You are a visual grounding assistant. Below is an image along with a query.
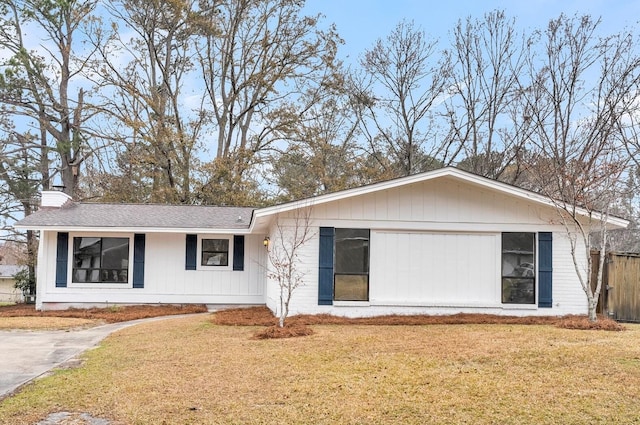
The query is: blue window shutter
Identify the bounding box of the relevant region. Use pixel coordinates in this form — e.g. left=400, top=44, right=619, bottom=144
left=233, top=235, right=245, bottom=271
left=538, top=232, right=553, bottom=308
left=55, top=232, right=69, bottom=287
left=133, top=234, right=145, bottom=288
left=185, top=234, right=197, bottom=270
left=318, top=227, right=334, bottom=305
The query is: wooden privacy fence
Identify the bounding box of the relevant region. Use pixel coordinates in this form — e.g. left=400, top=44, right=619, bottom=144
left=591, top=251, right=640, bottom=322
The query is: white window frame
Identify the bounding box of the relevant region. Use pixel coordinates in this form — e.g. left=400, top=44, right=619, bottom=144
left=197, top=235, right=234, bottom=271
left=67, top=232, right=134, bottom=288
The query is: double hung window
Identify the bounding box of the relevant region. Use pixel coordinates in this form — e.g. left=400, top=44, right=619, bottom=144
left=334, top=229, right=370, bottom=301
left=201, top=239, right=229, bottom=266
left=501, top=233, right=535, bottom=304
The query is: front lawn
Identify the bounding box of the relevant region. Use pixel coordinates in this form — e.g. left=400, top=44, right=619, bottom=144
left=1, top=314, right=639, bottom=424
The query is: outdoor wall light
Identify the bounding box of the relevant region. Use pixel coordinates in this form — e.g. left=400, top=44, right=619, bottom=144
left=263, top=236, right=270, bottom=247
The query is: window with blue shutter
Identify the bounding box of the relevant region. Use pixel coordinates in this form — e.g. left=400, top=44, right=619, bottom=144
left=318, top=227, right=335, bottom=305
left=133, top=234, right=145, bottom=288
left=233, top=235, right=245, bottom=271
left=501, top=233, right=536, bottom=304
left=334, top=229, right=370, bottom=301
left=185, top=234, right=197, bottom=270
left=538, top=232, right=553, bottom=308
left=55, top=232, right=69, bottom=287
left=71, top=237, right=130, bottom=283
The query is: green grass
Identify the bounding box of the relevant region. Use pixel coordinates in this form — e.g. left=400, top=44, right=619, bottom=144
left=2, top=315, right=640, bottom=424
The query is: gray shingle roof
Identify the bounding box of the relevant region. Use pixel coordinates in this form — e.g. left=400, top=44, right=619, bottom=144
left=16, top=202, right=254, bottom=230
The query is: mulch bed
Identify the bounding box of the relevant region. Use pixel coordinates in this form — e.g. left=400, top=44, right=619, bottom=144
left=0, top=303, right=208, bottom=323
left=0, top=304, right=624, bottom=338
left=212, top=306, right=625, bottom=331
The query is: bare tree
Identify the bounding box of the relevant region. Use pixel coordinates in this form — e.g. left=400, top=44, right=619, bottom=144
left=266, top=207, right=315, bottom=327
left=194, top=0, right=341, bottom=205
left=521, top=14, right=640, bottom=321
left=270, top=71, right=370, bottom=201
left=442, top=10, right=529, bottom=181
left=0, top=0, right=100, bottom=296
left=0, top=124, right=41, bottom=297
left=0, top=0, right=100, bottom=197
left=90, top=0, right=206, bottom=203
left=352, top=20, right=450, bottom=177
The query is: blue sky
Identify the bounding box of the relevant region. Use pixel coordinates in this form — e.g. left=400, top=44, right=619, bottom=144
left=303, top=0, right=640, bottom=63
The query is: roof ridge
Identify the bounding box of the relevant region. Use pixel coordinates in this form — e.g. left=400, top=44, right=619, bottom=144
left=76, top=202, right=256, bottom=209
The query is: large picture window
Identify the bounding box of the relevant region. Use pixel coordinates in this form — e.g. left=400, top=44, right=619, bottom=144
left=73, top=237, right=130, bottom=283
left=334, top=229, right=370, bottom=301
left=201, top=238, right=229, bottom=266
left=502, top=232, right=535, bottom=304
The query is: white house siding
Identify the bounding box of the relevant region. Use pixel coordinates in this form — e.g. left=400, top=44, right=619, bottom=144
left=0, top=279, right=21, bottom=303
left=264, top=216, right=319, bottom=317
left=549, top=231, right=590, bottom=315
left=36, top=231, right=267, bottom=310
left=0, top=265, right=24, bottom=303
left=369, top=231, right=500, bottom=307
left=35, top=231, right=56, bottom=310
left=265, top=177, right=590, bottom=317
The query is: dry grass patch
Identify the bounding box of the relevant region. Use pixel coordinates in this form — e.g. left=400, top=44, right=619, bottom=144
left=1, top=315, right=640, bottom=424
left=0, top=317, right=97, bottom=330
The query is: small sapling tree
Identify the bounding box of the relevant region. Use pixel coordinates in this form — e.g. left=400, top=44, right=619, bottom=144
left=266, top=207, right=314, bottom=328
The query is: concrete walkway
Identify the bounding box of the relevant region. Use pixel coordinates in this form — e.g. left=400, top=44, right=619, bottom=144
left=0, top=314, right=206, bottom=400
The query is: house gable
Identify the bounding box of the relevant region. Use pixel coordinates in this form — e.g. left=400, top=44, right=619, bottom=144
left=251, top=167, right=628, bottom=232
left=308, top=175, right=558, bottom=228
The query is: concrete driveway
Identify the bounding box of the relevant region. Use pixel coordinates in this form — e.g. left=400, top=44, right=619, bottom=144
left=0, top=314, right=205, bottom=399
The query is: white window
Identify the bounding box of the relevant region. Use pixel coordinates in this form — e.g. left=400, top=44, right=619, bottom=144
left=201, top=238, right=229, bottom=266
left=197, top=235, right=234, bottom=270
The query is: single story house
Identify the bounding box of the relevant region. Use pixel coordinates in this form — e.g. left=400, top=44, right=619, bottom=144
left=14, top=167, right=628, bottom=317
left=0, top=265, right=25, bottom=303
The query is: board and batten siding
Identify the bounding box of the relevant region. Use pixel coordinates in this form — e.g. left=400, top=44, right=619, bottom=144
left=264, top=217, right=320, bottom=317
left=36, top=231, right=266, bottom=309
left=370, top=231, right=500, bottom=306
left=265, top=177, right=590, bottom=317
left=311, top=177, right=557, bottom=228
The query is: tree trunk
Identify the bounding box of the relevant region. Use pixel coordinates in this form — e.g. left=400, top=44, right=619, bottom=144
left=588, top=298, right=598, bottom=322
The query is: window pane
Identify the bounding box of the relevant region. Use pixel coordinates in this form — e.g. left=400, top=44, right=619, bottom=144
left=502, top=278, right=535, bottom=304
left=72, top=237, right=129, bottom=284
left=335, top=229, right=369, bottom=274
left=502, top=232, right=535, bottom=304
left=101, top=238, right=129, bottom=269
left=74, top=237, right=101, bottom=266
left=502, top=233, right=534, bottom=251
left=201, top=238, right=229, bottom=266
left=202, top=239, right=228, bottom=252
left=73, top=237, right=101, bottom=283
left=334, top=274, right=369, bottom=301
left=202, top=252, right=228, bottom=266
left=101, top=238, right=129, bottom=282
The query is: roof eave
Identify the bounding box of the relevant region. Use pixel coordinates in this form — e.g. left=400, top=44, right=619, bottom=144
left=12, top=224, right=252, bottom=234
